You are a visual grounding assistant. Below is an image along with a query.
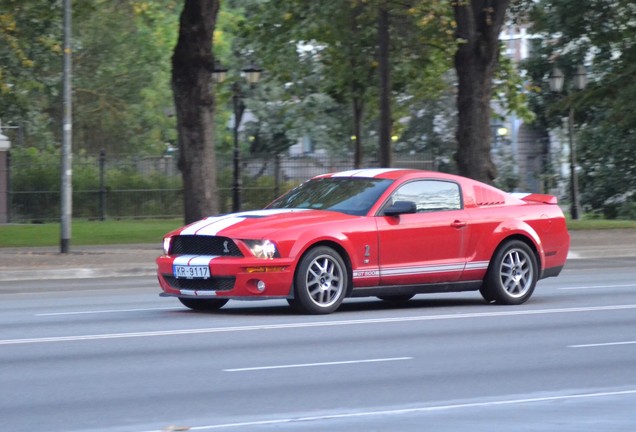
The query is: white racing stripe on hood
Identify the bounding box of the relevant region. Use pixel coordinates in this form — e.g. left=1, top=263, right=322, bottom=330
left=173, top=255, right=217, bottom=266
left=182, top=209, right=310, bottom=236
left=192, top=216, right=247, bottom=236
left=332, top=168, right=403, bottom=178
left=179, top=217, right=225, bottom=235
left=511, top=192, right=531, bottom=199
left=235, top=208, right=309, bottom=217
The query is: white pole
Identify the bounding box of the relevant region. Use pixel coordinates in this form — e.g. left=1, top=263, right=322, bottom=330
left=61, top=0, right=72, bottom=253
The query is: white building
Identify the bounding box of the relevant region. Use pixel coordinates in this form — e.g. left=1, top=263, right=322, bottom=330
left=498, top=24, right=568, bottom=195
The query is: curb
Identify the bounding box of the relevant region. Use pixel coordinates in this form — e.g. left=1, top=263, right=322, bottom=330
left=1, top=249, right=634, bottom=283
left=0, top=266, right=156, bottom=282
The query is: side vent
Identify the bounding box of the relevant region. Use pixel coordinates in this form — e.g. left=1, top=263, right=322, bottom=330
left=474, top=186, right=506, bottom=206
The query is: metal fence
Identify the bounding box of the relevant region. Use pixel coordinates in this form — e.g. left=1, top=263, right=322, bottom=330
left=6, top=151, right=434, bottom=223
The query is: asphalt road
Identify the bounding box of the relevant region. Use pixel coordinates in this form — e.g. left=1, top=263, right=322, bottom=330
left=1, top=257, right=636, bottom=432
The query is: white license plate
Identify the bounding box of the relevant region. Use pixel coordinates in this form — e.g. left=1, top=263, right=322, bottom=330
left=173, top=265, right=210, bottom=279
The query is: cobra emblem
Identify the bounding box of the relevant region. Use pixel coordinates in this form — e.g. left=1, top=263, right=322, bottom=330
left=223, top=240, right=230, bottom=254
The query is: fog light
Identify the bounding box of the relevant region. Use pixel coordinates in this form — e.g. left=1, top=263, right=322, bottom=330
left=256, top=280, right=266, bottom=292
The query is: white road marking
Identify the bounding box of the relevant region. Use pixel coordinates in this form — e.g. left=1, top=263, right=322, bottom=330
left=140, top=389, right=636, bottom=431
left=29, top=283, right=636, bottom=317
left=570, top=340, right=636, bottom=348
left=559, top=283, right=636, bottom=290
left=224, top=357, right=412, bottom=372
left=3, top=303, right=636, bottom=346
left=35, top=307, right=178, bottom=317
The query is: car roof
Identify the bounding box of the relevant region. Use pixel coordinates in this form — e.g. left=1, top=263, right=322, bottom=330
left=313, top=168, right=459, bottom=182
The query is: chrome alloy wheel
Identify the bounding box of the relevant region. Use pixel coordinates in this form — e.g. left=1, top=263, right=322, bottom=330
left=292, top=246, right=349, bottom=314
left=499, top=248, right=534, bottom=298
left=304, top=254, right=345, bottom=308
left=481, top=239, right=538, bottom=305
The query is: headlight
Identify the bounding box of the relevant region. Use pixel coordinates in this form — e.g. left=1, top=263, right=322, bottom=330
left=163, top=237, right=172, bottom=255
left=245, top=240, right=279, bottom=259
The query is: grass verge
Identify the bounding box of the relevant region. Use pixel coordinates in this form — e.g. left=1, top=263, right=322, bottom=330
left=1, top=217, right=635, bottom=248
left=567, top=219, right=636, bottom=230
left=0, top=219, right=183, bottom=248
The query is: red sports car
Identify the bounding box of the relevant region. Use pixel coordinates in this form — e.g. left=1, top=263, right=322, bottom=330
left=156, top=168, right=569, bottom=314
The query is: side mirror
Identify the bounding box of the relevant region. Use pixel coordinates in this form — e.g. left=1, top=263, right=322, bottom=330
left=383, top=200, right=417, bottom=216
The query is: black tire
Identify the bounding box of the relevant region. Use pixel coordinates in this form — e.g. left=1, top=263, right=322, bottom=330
left=480, top=240, right=538, bottom=305
left=377, top=294, right=415, bottom=302
left=179, top=297, right=229, bottom=311
left=292, top=246, right=348, bottom=314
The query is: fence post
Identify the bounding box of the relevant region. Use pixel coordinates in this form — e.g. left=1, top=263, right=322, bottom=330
left=99, top=149, right=106, bottom=221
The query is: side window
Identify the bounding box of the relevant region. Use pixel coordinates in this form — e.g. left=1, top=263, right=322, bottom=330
left=390, top=180, right=462, bottom=212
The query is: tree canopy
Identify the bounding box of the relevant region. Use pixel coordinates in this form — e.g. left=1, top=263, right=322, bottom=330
left=3, top=0, right=633, bottom=219
left=523, top=0, right=636, bottom=217
left=1, top=0, right=178, bottom=155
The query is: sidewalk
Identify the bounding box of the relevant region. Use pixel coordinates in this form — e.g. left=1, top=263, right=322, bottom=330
left=0, top=243, right=161, bottom=281
left=0, top=230, right=634, bottom=282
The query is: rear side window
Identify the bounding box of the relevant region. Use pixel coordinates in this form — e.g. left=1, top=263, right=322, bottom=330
left=390, top=180, right=462, bottom=212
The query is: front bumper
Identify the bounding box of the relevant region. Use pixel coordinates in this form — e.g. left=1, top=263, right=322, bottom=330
left=156, top=255, right=295, bottom=299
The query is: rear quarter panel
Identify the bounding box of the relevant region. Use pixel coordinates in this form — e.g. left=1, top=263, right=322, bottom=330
left=463, top=203, right=569, bottom=279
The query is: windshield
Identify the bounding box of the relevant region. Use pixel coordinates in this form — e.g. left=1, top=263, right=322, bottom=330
left=267, top=177, right=393, bottom=216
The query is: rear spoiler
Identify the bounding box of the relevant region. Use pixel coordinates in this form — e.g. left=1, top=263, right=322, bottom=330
left=511, top=193, right=558, bottom=205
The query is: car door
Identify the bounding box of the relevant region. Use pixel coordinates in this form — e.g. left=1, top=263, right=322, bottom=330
left=376, top=180, right=469, bottom=286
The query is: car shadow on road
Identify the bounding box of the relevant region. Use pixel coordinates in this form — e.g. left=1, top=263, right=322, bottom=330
left=167, top=294, right=493, bottom=317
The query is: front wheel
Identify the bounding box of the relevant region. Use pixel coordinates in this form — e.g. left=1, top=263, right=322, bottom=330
left=480, top=240, right=538, bottom=305
left=179, top=297, right=229, bottom=311
left=292, top=246, right=348, bottom=314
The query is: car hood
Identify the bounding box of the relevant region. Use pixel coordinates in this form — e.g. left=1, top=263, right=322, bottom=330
left=170, top=209, right=359, bottom=239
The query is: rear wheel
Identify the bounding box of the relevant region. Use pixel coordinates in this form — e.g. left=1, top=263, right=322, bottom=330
left=480, top=240, right=537, bottom=305
left=179, top=297, right=229, bottom=311
left=292, top=246, right=348, bottom=314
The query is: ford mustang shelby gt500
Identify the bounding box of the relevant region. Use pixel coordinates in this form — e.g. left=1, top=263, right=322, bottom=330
left=157, top=168, right=569, bottom=314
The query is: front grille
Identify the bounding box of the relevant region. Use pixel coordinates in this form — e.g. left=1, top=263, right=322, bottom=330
left=170, top=235, right=243, bottom=257
left=164, top=275, right=236, bottom=291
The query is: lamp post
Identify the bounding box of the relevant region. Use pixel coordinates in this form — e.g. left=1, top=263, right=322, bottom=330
left=214, top=65, right=262, bottom=213
left=0, top=123, right=11, bottom=224
left=61, top=0, right=73, bottom=252
left=549, top=65, right=587, bottom=220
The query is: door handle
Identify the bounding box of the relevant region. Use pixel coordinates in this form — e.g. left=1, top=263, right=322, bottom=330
left=451, top=220, right=467, bottom=228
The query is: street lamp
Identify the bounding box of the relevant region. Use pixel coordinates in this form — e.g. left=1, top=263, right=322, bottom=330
left=549, top=65, right=587, bottom=220
left=214, top=64, right=262, bottom=213
left=0, top=123, right=11, bottom=224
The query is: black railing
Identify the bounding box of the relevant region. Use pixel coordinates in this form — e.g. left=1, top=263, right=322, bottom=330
left=7, top=151, right=434, bottom=222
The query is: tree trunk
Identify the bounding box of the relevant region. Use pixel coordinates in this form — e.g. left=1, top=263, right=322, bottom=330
left=378, top=5, right=392, bottom=167
left=453, top=0, right=509, bottom=184
left=171, top=0, right=220, bottom=224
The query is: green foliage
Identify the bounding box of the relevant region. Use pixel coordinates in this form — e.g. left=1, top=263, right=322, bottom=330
left=215, top=158, right=300, bottom=213
left=242, top=174, right=298, bottom=211
left=578, top=124, right=636, bottom=219
left=235, top=0, right=457, bottom=161
left=0, top=219, right=182, bottom=247
left=0, top=0, right=179, bottom=155
left=393, top=73, right=458, bottom=168
left=524, top=0, right=636, bottom=215
left=494, top=53, right=536, bottom=124
left=9, top=147, right=182, bottom=221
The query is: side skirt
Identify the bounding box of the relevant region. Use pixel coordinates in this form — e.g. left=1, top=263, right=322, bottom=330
left=541, top=265, right=564, bottom=280
left=349, top=280, right=483, bottom=298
